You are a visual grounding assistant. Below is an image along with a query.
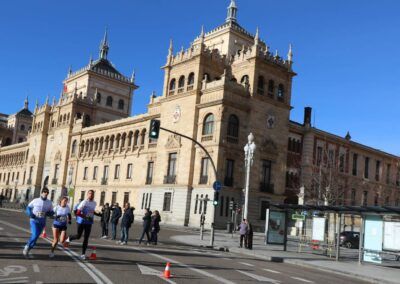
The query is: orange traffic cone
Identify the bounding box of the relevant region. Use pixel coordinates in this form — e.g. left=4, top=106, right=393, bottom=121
left=41, top=228, right=47, bottom=238
left=163, top=262, right=171, bottom=279
left=89, top=246, right=97, bottom=260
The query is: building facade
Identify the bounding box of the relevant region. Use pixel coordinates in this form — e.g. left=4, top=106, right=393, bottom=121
left=0, top=1, right=399, bottom=230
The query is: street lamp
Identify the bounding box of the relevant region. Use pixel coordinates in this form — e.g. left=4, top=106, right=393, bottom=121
left=243, top=133, right=256, bottom=220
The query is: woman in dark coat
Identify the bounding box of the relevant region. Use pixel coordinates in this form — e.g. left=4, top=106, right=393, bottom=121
left=150, top=210, right=161, bottom=245
left=138, top=208, right=152, bottom=244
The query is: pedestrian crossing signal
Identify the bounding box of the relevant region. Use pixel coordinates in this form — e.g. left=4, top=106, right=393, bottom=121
left=149, top=119, right=160, bottom=139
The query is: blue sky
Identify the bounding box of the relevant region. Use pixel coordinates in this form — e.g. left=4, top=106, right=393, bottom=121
left=1, top=0, right=399, bottom=155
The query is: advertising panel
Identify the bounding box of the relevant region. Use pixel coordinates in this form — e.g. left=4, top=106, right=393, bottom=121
left=383, top=221, right=400, bottom=251
left=265, top=210, right=286, bottom=245
left=363, top=215, right=383, bottom=264
left=312, top=217, right=326, bottom=241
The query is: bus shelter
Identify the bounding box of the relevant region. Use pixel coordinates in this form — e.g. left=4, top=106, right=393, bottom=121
left=266, top=204, right=400, bottom=264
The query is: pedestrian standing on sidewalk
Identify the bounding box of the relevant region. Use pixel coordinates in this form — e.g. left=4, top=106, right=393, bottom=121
left=119, top=203, right=134, bottom=245
left=65, top=190, right=97, bottom=260
left=98, top=203, right=111, bottom=238
left=245, top=219, right=253, bottom=250
left=238, top=219, right=248, bottom=248
left=23, top=187, right=54, bottom=257
left=150, top=210, right=161, bottom=245
left=0, top=193, right=4, bottom=208
left=49, top=196, right=71, bottom=258
left=110, top=203, right=122, bottom=240
left=138, top=208, right=151, bottom=244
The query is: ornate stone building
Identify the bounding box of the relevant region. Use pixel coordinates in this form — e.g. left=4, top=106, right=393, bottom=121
left=0, top=1, right=399, bottom=229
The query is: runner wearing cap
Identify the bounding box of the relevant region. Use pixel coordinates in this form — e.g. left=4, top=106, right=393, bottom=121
left=23, top=187, right=54, bottom=257
left=65, top=190, right=97, bottom=260
left=49, top=196, right=71, bottom=258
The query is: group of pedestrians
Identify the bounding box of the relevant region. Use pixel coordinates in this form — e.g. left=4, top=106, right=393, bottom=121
left=23, top=187, right=163, bottom=260
left=238, top=219, right=253, bottom=250
left=97, top=205, right=161, bottom=246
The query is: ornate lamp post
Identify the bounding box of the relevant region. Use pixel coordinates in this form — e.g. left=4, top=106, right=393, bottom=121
left=243, top=133, right=256, bottom=220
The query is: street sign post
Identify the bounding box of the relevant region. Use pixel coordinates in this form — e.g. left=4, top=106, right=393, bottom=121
left=292, top=214, right=305, bottom=221
left=213, top=181, right=222, bottom=191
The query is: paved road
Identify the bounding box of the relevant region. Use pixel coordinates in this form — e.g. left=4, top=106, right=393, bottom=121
left=0, top=209, right=368, bottom=284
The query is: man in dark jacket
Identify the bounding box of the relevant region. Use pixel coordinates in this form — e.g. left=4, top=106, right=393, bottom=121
left=110, top=203, right=122, bottom=240
left=138, top=208, right=151, bottom=245
left=100, top=203, right=111, bottom=238
left=119, top=204, right=134, bottom=245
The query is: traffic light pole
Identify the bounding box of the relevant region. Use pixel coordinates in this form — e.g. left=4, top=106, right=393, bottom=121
left=159, top=126, right=218, bottom=247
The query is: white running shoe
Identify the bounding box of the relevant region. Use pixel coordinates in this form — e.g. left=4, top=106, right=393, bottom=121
left=116, top=241, right=121, bottom=244
left=49, top=253, right=55, bottom=258
left=101, top=236, right=107, bottom=239
left=122, top=242, right=127, bottom=245
left=80, top=254, right=86, bottom=260
left=65, top=237, right=70, bottom=243
left=22, top=246, right=29, bottom=256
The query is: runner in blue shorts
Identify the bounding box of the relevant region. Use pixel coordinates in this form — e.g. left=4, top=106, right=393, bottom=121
left=49, top=196, right=71, bottom=258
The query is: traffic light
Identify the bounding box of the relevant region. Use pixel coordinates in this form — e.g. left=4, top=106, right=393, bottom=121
left=229, top=200, right=234, bottom=210
left=149, top=119, right=160, bottom=139
left=213, top=191, right=219, bottom=206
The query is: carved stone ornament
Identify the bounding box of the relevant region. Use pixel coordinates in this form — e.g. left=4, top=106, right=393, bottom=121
left=173, top=105, right=181, bottom=123
left=260, top=138, right=278, bottom=154
left=29, top=155, right=36, bottom=164
left=267, top=114, right=276, bottom=129
left=165, top=134, right=182, bottom=149
left=54, top=150, right=62, bottom=161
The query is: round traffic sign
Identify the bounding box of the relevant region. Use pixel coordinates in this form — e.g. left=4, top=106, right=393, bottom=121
left=213, top=181, right=222, bottom=191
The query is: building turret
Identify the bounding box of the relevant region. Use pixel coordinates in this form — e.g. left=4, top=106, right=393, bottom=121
left=99, top=28, right=109, bottom=60
left=226, top=0, right=238, bottom=23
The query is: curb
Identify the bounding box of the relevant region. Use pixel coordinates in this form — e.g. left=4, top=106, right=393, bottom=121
left=226, top=245, right=397, bottom=284
left=283, top=259, right=396, bottom=284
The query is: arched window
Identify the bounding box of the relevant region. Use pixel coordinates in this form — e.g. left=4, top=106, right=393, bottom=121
left=278, top=84, right=285, bottom=101
left=84, top=115, right=90, bottom=127
left=109, top=136, right=115, bottom=150
left=203, top=73, right=211, bottom=82
left=20, top=124, right=25, bottom=131
left=240, top=75, right=249, bottom=85
left=257, top=76, right=264, bottom=94
left=202, top=113, right=214, bottom=135
left=187, top=72, right=195, bottom=86
left=71, top=140, right=77, bottom=155
left=178, top=75, right=185, bottom=89
left=76, top=112, right=82, bottom=119
left=227, top=115, right=239, bottom=138
left=140, top=129, right=146, bottom=145
left=268, top=80, right=275, bottom=97
left=118, top=99, right=124, bottom=110
left=128, top=131, right=133, bottom=147
left=96, top=92, right=101, bottom=103
left=169, top=79, right=176, bottom=92
left=133, top=130, right=139, bottom=146
left=106, top=96, right=113, bottom=107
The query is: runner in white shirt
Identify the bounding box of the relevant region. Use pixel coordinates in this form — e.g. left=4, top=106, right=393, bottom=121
left=23, top=188, right=54, bottom=257
left=66, top=190, right=97, bottom=260
left=49, top=196, right=71, bottom=258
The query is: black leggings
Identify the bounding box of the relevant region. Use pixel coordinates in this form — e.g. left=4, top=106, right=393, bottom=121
left=69, top=223, right=92, bottom=254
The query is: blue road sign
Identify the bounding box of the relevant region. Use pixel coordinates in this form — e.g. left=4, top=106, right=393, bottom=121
left=213, top=181, right=222, bottom=191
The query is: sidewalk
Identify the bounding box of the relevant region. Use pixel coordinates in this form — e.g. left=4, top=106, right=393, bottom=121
left=170, top=230, right=400, bottom=284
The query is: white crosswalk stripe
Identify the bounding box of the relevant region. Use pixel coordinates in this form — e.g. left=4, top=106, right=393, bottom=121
left=236, top=270, right=280, bottom=283
left=263, top=269, right=281, bottom=274
left=290, top=276, right=314, bottom=283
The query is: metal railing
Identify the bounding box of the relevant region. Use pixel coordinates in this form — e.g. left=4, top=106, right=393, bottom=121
left=163, top=175, right=176, bottom=184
